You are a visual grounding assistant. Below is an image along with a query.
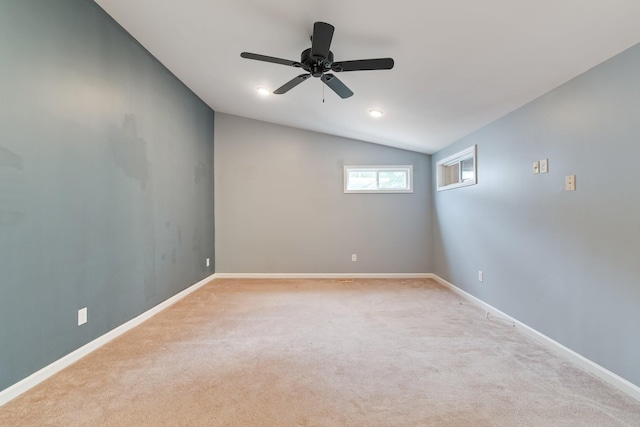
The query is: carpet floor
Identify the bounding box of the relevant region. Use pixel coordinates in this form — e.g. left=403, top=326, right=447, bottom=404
left=1, top=278, right=639, bottom=426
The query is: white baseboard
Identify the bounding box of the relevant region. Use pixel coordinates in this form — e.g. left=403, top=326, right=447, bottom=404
left=214, top=273, right=432, bottom=279
left=427, top=274, right=640, bottom=403
left=0, top=273, right=216, bottom=407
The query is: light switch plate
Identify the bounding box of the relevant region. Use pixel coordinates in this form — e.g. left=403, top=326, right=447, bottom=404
left=540, top=159, right=549, bottom=173
left=533, top=161, right=540, bottom=174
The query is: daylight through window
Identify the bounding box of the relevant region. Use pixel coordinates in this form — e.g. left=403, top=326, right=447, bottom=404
left=344, top=166, right=413, bottom=193
left=436, top=145, right=477, bottom=191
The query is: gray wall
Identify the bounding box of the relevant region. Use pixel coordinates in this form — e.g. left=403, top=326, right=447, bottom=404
left=0, top=0, right=214, bottom=391
left=215, top=113, right=431, bottom=274
left=432, top=43, right=640, bottom=387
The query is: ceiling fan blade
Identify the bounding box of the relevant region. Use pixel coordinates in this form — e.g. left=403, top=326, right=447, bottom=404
left=321, top=74, right=353, bottom=99
left=310, top=22, right=334, bottom=60
left=331, top=58, right=395, bottom=72
left=273, top=74, right=312, bottom=94
left=241, top=52, right=300, bottom=67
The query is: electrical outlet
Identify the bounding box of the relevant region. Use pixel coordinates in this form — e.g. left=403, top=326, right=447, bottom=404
left=351, top=254, right=357, bottom=262
left=533, top=161, right=540, bottom=174
left=78, top=307, right=88, bottom=326
left=540, top=158, right=549, bottom=174
left=478, top=271, right=483, bottom=282
left=206, top=258, right=210, bottom=267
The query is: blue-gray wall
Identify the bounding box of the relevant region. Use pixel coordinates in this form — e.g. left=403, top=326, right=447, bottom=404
left=214, top=113, right=432, bottom=274
left=0, top=0, right=215, bottom=391
left=432, top=43, right=640, bottom=387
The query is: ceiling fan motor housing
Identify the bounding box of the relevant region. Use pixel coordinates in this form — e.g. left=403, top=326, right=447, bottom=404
left=300, top=48, right=334, bottom=77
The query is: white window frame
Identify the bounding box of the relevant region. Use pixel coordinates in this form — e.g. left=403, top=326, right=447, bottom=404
left=343, top=165, right=413, bottom=194
left=436, top=145, right=477, bottom=191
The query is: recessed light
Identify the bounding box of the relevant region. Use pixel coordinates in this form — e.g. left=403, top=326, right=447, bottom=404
left=369, top=109, right=383, bottom=118
left=256, top=87, right=270, bottom=96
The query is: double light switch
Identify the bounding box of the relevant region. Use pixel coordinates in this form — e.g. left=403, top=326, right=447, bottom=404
left=533, top=159, right=548, bottom=174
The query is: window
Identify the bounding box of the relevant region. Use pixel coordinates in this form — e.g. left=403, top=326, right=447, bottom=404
left=436, top=145, right=477, bottom=191
left=344, top=165, right=413, bottom=193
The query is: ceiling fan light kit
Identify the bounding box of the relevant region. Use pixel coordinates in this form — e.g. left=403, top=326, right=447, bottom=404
left=241, top=22, right=394, bottom=99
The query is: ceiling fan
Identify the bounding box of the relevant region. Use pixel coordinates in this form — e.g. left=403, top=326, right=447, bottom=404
left=241, top=22, right=394, bottom=99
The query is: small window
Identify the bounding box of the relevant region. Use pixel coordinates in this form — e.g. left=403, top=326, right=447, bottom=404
left=344, top=165, right=413, bottom=193
left=437, top=145, right=477, bottom=191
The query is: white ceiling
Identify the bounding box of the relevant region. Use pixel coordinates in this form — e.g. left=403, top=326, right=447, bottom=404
left=94, top=0, right=640, bottom=154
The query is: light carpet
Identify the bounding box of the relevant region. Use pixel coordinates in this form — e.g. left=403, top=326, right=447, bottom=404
left=1, top=278, right=640, bottom=426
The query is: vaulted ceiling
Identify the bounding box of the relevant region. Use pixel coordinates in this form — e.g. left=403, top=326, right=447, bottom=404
left=95, top=0, right=640, bottom=154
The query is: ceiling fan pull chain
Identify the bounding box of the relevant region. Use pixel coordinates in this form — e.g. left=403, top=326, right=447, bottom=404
left=323, top=82, right=325, bottom=103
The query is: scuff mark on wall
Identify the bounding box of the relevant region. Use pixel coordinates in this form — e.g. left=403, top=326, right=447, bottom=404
left=108, top=114, right=150, bottom=190
left=194, top=160, right=208, bottom=185
left=0, top=147, right=24, bottom=170
left=0, top=146, right=26, bottom=226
